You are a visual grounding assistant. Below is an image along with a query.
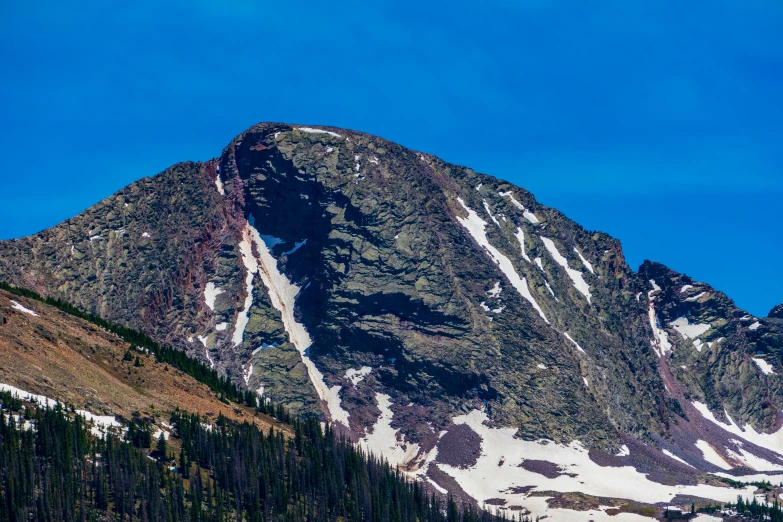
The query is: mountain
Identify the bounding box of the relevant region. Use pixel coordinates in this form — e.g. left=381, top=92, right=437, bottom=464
left=1, top=122, right=782, bottom=520
left=771, top=304, right=783, bottom=319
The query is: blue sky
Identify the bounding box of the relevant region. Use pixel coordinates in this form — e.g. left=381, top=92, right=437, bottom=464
left=1, top=1, right=781, bottom=315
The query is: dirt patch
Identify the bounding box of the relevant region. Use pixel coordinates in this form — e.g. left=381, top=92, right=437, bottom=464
left=519, top=459, right=572, bottom=479
left=437, top=423, right=482, bottom=468
left=501, top=485, right=536, bottom=495
left=0, top=291, right=287, bottom=435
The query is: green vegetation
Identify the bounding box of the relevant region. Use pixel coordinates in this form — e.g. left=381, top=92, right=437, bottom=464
left=0, top=397, right=506, bottom=522
left=728, top=494, right=783, bottom=521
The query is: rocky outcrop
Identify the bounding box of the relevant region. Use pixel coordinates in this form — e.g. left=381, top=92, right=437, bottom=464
left=770, top=304, right=783, bottom=319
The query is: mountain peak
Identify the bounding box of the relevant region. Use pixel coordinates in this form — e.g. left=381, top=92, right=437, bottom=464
left=2, top=123, right=783, bottom=519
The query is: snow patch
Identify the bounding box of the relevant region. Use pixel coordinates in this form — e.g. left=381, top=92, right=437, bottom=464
left=544, top=280, right=558, bottom=301
left=0, top=383, right=122, bottom=438
left=243, top=364, right=253, bottom=386
left=670, top=317, right=711, bottom=339
left=695, top=440, right=733, bottom=470
left=753, top=358, right=775, bottom=375
left=142, top=232, right=151, bottom=238
left=685, top=292, right=706, bottom=302
left=487, top=282, right=502, bottom=298
left=436, top=409, right=754, bottom=515
left=537, top=363, right=547, bottom=369
left=233, top=227, right=258, bottom=347
left=647, top=301, right=673, bottom=357
left=583, top=377, right=589, bottom=387
left=616, top=445, right=630, bottom=457
left=345, top=366, right=372, bottom=386
left=297, top=127, right=342, bottom=138
left=541, top=237, right=591, bottom=303
left=692, top=401, right=783, bottom=460
left=523, top=209, right=540, bottom=224
left=359, top=393, right=421, bottom=468
left=497, top=191, right=538, bottom=223
left=215, top=174, right=225, bottom=195
left=455, top=198, right=548, bottom=323
left=680, top=285, right=693, bottom=293
left=498, top=191, right=524, bottom=210
left=203, top=282, right=224, bottom=311
left=10, top=300, right=38, bottom=317
left=564, top=332, right=585, bottom=353
left=749, top=321, right=762, bottom=331
left=215, top=322, right=228, bottom=331
left=573, top=248, right=594, bottom=274
left=482, top=200, right=501, bottom=227
left=514, top=227, right=531, bottom=262
left=534, top=257, right=544, bottom=271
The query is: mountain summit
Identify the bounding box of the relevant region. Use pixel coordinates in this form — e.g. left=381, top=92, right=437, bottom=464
left=2, top=123, right=781, bottom=518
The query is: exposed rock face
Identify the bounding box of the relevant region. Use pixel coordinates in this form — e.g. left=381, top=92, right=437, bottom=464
left=771, top=304, right=783, bottom=319
left=1, top=122, right=782, bottom=517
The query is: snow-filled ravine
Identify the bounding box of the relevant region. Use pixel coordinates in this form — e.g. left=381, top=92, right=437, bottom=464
left=240, top=219, right=350, bottom=427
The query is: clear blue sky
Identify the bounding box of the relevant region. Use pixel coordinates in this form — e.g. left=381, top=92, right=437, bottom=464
left=1, top=1, right=781, bottom=316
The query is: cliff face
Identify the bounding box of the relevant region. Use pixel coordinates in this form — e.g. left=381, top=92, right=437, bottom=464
left=2, top=122, right=782, bottom=517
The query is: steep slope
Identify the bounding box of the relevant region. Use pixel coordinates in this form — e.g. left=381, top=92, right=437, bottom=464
left=1, top=122, right=781, bottom=519
left=0, top=288, right=280, bottom=431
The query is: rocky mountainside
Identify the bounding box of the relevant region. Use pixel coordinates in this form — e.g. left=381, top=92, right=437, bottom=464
left=1, top=122, right=781, bottom=519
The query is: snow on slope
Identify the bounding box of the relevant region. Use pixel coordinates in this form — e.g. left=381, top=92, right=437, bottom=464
left=0, top=383, right=122, bottom=438
left=573, top=248, right=594, bottom=274
left=514, top=227, right=531, bottom=262
left=359, top=393, right=422, bottom=469
left=296, top=127, right=342, bottom=138
left=692, top=401, right=783, bottom=460
left=436, top=410, right=754, bottom=517
left=646, top=281, right=672, bottom=357
left=345, top=366, right=372, bottom=386
left=753, top=358, right=775, bottom=375
left=670, top=317, right=711, bottom=340
left=695, top=440, right=732, bottom=470
left=233, top=228, right=258, bottom=347
left=10, top=300, right=39, bottom=317
left=455, top=198, right=548, bottom=323
left=204, top=282, right=224, bottom=311
left=244, top=220, right=351, bottom=427
left=540, top=237, right=591, bottom=303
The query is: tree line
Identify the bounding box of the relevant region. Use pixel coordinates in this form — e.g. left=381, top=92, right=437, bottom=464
left=0, top=393, right=508, bottom=522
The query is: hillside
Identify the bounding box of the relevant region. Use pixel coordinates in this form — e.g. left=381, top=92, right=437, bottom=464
left=0, top=288, right=281, bottom=431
